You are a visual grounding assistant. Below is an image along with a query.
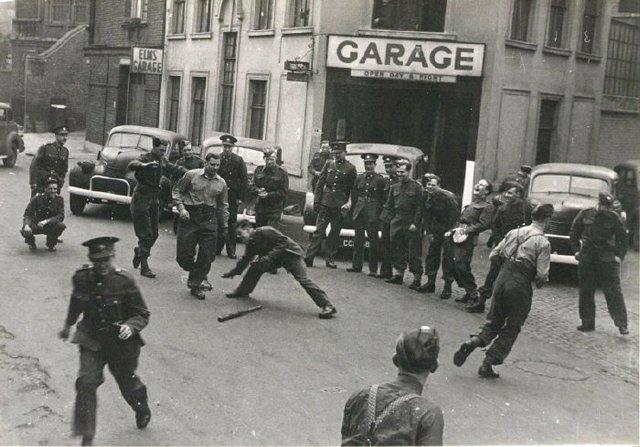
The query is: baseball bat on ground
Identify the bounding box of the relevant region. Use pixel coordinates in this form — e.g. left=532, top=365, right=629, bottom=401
left=217, top=305, right=263, bottom=322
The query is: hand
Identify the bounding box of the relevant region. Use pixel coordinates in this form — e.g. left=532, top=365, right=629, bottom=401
left=614, top=256, right=621, bottom=264
left=23, top=225, right=32, bottom=234
left=221, top=271, right=235, bottom=278
left=179, top=209, right=190, bottom=221
left=341, top=203, right=351, bottom=212
left=574, top=252, right=581, bottom=261
left=258, top=190, right=268, bottom=198
left=118, top=324, right=133, bottom=340
left=37, top=219, right=48, bottom=228
left=534, top=278, right=545, bottom=289
left=444, top=231, right=451, bottom=238
left=409, top=224, right=417, bottom=232
left=58, top=326, right=70, bottom=341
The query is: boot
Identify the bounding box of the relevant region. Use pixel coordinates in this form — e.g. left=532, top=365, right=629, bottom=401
left=325, top=260, right=337, bottom=269
left=456, top=289, right=478, bottom=303
left=577, top=322, right=595, bottom=332
left=619, top=326, right=629, bottom=335
left=140, top=259, right=156, bottom=278
left=440, top=281, right=452, bottom=299
left=304, top=257, right=313, bottom=267
left=318, top=304, right=337, bottom=319
left=190, top=288, right=205, bottom=300
left=134, top=387, right=151, bottom=429
left=385, top=275, right=403, bottom=285
left=417, top=276, right=436, bottom=293
left=408, top=275, right=422, bottom=290
left=478, top=361, right=500, bottom=378
left=453, top=337, right=481, bottom=366
left=132, top=247, right=141, bottom=269
left=465, top=301, right=485, bottom=313
left=81, top=435, right=94, bottom=446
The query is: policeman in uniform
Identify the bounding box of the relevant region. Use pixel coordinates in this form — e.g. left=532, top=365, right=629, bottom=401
left=377, top=155, right=400, bottom=279
left=453, top=204, right=552, bottom=378
left=381, top=159, right=423, bottom=289
left=29, top=125, right=69, bottom=196
left=347, top=153, right=386, bottom=276
left=20, top=177, right=66, bottom=251
left=418, top=174, right=460, bottom=294
left=570, top=192, right=629, bottom=335
left=58, top=237, right=151, bottom=446
left=128, top=137, right=181, bottom=278
left=250, top=146, right=289, bottom=227
left=304, top=142, right=357, bottom=269
left=307, top=140, right=331, bottom=191
left=440, top=179, right=494, bottom=301
left=341, top=327, right=444, bottom=445
left=217, top=134, right=248, bottom=259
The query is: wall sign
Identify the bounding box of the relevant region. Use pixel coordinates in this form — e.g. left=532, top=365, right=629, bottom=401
left=131, top=47, right=163, bottom=75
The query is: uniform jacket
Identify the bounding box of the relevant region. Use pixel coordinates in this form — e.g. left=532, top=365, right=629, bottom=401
left=381, top=177, right=423, bottom=237
left=341, top=373, right=444, bottom=446
left=64, top=266, right=150, bottom=359
left=250, top=164, right=289, bottom=214
left=456, top=199, right=494, bottom=244
left=570, top=207, right=628, bottom=262
left=491, top=198, right=533, bottom=242
left=219, top=151, right=248, bottom=197
left=351, top=172, right=386, bottom=223
left=128, top=153, right=180, bottom=194
left=229, top=226, right=304, bottom=275
left=174, top=155, right=205, bottom=181
left=314, top=159, right=357, bottom=209
left=422, top=188, right=459, bottom=236
left=30, top=142, right=69, bottom=185
left=23, top=194, right=64, bottom=227
left=308, top=151, right=331, bottom=176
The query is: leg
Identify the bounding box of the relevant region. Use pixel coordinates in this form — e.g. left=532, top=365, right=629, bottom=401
left=350, top=220, right=365, bottom=271
left=378, top=223, right=392, bottom=278
left=234, top=263, right=266, bottom=296
left=600, top=261, right=628, bottom=330
left=255, top=213, right=267, bottom=228
left=226, top=193, right=239, bottom=256
left=453, top=243, right=478, bottom=302
left=391, top=229, right=409, bottom=276
left=325, top=208, right=344, bottom=262
left=407, top=231, right=423, bottom=276
left=175, top=220, right=200, bottom=278
left=424, top=232, right=445, bottom=278
left=305, top=207, right=331, bottom=261
left=73, top=348, right=107, bottom=438
left=477, top=257, right=503, bottom=304
left=577, top=259, right=597, bottom=329
left=107, top=356, right=150, bottom=428
left=20, top=228, right=36, bottom=247
left=285, top=256, right=331, bottom=308
left=43, top=222, right=66, bottom=248
left=130, top=193, right=154, bottom=259
left=366, top=221, right=380, bottom=274
left=476, top=274, right=510, bottom=348
left=190, top=226, right=217, bottom=284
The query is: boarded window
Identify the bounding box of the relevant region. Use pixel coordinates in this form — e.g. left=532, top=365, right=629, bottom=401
left=372, top=0, right=446, bottom=32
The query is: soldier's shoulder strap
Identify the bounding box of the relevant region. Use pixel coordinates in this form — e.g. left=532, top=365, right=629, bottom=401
left=73, top=264, right=93, bottom=282
left=113, top=267, right=134, bottom=279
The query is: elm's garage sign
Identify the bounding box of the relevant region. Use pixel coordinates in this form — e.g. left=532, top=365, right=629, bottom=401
left=326, top=36, right=484, bottom=80
left=131, top=47, right=163, bottom=75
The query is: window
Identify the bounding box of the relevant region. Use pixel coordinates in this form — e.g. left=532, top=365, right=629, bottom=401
left=604, top=19, right=639, bottom=98
left=190, top=77, right=206, bottom=146
left=195, top=0, right=211, bottom=33
left=218, top=32, right=237, bottom=132
left=130, top=0, right=148, bottom=19
left=510, top=0, right=533, bottom=41
left=581, top=0, right=599, bottom=54
left=172, top=0, right=186, bottom=34
left=288, top=0, right=311, bottom=27
left=531, top=174, right=607, bottom=198
left=74, top=0, right=88, bottom=23
left=371, top=0, right=446, bottom=32
left=166, top=76, right=181, bottom=132
left=619, top=0, right=640, bottom=13
left=253, top=0, right=274, bottom=30
left=51, top=0, right=70, bottom=23
left=546, top=0, right=566, bottom=47
left=247, top=80, right=268, bottom=139
left=535, top=99, right=559, bottom=164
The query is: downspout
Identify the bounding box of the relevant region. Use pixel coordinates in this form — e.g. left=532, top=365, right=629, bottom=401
left=229, top=0, right=242, bottom=133
left=156, top=0, right=167, bottom=127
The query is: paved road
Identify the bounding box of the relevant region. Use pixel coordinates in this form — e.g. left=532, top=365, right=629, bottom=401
left=0, top=133, right=637, bottom=445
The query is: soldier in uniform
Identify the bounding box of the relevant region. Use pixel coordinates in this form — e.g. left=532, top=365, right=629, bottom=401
left=381, top=159, right=423, bottom=289
left=418, top=174, right=460, bottom=294
left=222, top=221, right=338, bottom=319
left=250, top=147, right=289, bottom=227
left=304, top=142, right=357, bottom=269
left=173, top=153, right=229, bottom=300
left=217, top=134, right=248, bottom=259
left=440, top=179, right=494, bottom=301
left=307, top=140, right=331, bottom=191
left=377, top=155, right=400, bottom=279
left=29, top=125, right=70, bottom=196
left=341, top=327, right=443, bottom=445
left=453, top=204, right=552, bottom=378
left=570, top=192, right=629, bottom=335
left=347, top=154, right=386, bottom=276
left=58, top=237, right=151, bottom=446
left=175, top=141, right=205, bottom=172
left=20, top=177, right=66, bottom=251
left=516, top=165, right=532, bottom=196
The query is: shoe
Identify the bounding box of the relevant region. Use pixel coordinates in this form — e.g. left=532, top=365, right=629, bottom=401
left=269, top=269, right=278, bottom=275
left=408, top=279, right=421, bottom=290
left=455, top=291, right=475, bottom=303
left=453, top=341, right=477, bottom=366
left=57, top=238, right=64, bottom=244
left=47, top=245, right=57, bottom=252
left=478, top=363, right=500, bottom=378
left=318, top=305, right=337, bottom=319
left=227, top=253, right=237, bottom=260
left=304, top=257, right=313, bottom=267
left=440, top=283, right=452, bottom=300
left=346, top=267, right=361, bottom=273
left=81, top=435, right=94, bottom=446
left=190, top=288, right=206, bottom=300
left=26, top=241, right=36, bottom=250
left=226, top=291, right=249, bottom=299
left=132, top=247, right=141, bottom=269
left=417, top=281, right=436, bottom=293
left=619, top=326, right=629, bottom=335
left=201, top=279, right=213, bottom=291
left=577, top=323, right=595, bottom=332
left=367, top=272, right=378, bottom=277
left=325, top=261, right=337, bottom=269
left=465, top=302, right=485, bottom=313
left=135, top=408, right=151, bottom=429
left=140, top=267, right=156, bottom=278
left=385, top=275, right=403, bottom=285
left=376, top=272, right=392, bottom=279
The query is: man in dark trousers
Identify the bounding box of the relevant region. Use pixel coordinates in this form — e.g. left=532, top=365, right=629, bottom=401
left=418, top=174, right=460, bottom=294
left=453, top=204, right=552, bottom=378
left=466, top=182, right=532, bottom=313
left=347, top=153, right=386, bottom=276
left=222, top=221, right=337, bottom=319
left=58, top=237, right=151, bottom=446
left=440, top=179, right=494, bottom=301
left=377, top=155, right=399, bottom=279
left=341, top=327, right=443, bottom=445
left=307, top=140, right=331, bottom=191
left=128, top=137, right=181, bottom=278
left=217, top=134, right=248, bottom=259
left=570, top=192, right=629, bottom=335
left=304, top=142, right=357, bottom=269
left=250, top=147, right=289, bottom=227
left=20, top=177, right=66, bottom=251
left=381, top=159, right=423, bottom=289
left=29, top=125, right=69, bottom=196
left=173, top=153, right=229, bottom=300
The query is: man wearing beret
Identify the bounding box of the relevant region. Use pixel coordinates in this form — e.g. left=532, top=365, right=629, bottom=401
left=377, top=155, right=400, bottom=279
left=20, top=177, right=66, bottom=251
left=58, top=237, right=151, bottom=446
left=341, top=327, right=444, bottom=445
left=29, top=126, right=69, bottom=196
left=570, top=192, right=629, bottom=335
left=250, top=147, right=289, bottom=227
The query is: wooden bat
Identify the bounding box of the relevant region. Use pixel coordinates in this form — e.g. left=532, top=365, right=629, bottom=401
left=217, top=305, right=263, bottom=322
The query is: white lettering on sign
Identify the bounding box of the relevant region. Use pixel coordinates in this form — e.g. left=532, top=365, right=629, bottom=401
left=351, top=69, right=456, bottom=83
left=326, top=36, right=484, bottom=77
left=131, top=47, right=163, bottom=75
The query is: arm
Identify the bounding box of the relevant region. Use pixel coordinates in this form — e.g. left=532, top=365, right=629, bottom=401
left=172, top=171, right=193, bottom=211
left=127, top=158, right=146, bottom=171
left=238, top=159, right=249, bottom=200
left=266, top=168, right=289, bottom=201
left=416, top=407, right=445, bottom=446
left=228, top=241, right=256, bottom=276
left=23, top=197, right=35, bottom=227
left=465, top=204, right=494, bottom=235
left=490, top=234, right=508, bottom=260
left=123, top=283, right=150, bottom=332
left=569, top=211, right=584, bottom=254
left=380, top=186, right=395, bottom=223
left=613, top=216, right=629, bottom=261
left=217, top=183, right=229, bottom=229
left=313, top=162, right=329, bottom=206
left=412, top=186, right=424, bottom=227
left=535, top=239, right=551, bottom=284
left=247, top=167, right=260, bottom=198
left=350, top=176, right=359, bottom=210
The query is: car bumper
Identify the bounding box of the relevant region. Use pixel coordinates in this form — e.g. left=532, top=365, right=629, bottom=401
left=68, top=186, right=131, bottom=204
left=547, top=233, right=578, bottom=265
left=303, top=225, right=383, bottom=248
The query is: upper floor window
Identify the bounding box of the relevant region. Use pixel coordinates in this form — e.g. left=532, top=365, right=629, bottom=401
left=510, top=0, right=533, bottom=41
left=172, top=0, right=186, bottom=34
left=546, top=0, right=566, bottom=47
left=288, top=0, right=311, bottom=27
left=51, top=0, right=70, bottom=23
left=195, top=0, right=211, bottom=33
left=253, top=0, right=274, bottom=30
left=73, top=0, right=88, bottom=23
left=372, top=0, right=446, bottom=32
left=130, top=0, right=149, bottom=20
left=247, top=79, right=268, bottom=139
left=580, top=0, right=599, bottom=54
left=604, top=19, right=640, bottom=98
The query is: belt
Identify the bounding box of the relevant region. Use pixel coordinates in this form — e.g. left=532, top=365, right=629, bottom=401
left=185, top=204, right=216, bottom=212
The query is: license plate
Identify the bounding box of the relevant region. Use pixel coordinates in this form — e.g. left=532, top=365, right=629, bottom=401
left=342, top=239, right=370, bottom=248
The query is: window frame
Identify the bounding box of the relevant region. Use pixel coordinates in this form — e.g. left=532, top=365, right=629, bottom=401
left=287, top=0, right=312, bottom=28
left=252, top=0, right=274, bottom=31
left=166, top=74, right=182, bottom=132
left=73, top=0, right=88, bottom=24
left=245, top=76, right=270, bottom=140
left=217, top=32, right=238, bottom=133
left=509, top=0, right=534, bottom=42
left=172, top=0, right=187, bottom=35
left=580, top=0, right=600, bottom=54
left=546, top=0, right=567, bottom=48
left=50, top=0, right=70, bottom=24
left=189, top=76, right=208, bottom=147
left=130, top=0, right=149, bottom=20
left=194, top=0, right=212, bottom=33
left=535, top=97, right=561, bottom=165
left=604, top=19, right=640, bottom=98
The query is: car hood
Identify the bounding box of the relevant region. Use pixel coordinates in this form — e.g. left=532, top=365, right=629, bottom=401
left=529, top=192, right=598, bottom=220
left=100, top=146, right=145, bottom=168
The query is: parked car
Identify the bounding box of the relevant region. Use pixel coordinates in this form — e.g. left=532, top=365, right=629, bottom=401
left=0, top=102, right=25, bottom=168
left=528, top=163, right=619, bottom=265
left=68, top=125, right=188, bottom=215
left=200, top=132, right=283, bottom=224
left=302, top=143, right=425, bottom=248
left=614, top=159, right=640, bottom=250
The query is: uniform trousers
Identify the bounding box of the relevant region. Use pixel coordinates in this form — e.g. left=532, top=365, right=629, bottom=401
left=423, top=232, right=446, bottom=277
left=578, top=257, right=627, bottom=328
left=379, top=223, right=392, bottom=277
left=442, top=238, right=477, bottom=292
left=352, top=216, right=380, bottom=273
left=478, top=257, right=504, bottom=303
left=176, top=214, right=217, bottom=284
left=391, top=228, right=422, bottom=275
left=218, top=190, right=240, bottom=255
left=130, top=191, right=159, bottom=259
left=21, top=221, right=66, bottom=246
left=306, top=205, right=344, bottom=262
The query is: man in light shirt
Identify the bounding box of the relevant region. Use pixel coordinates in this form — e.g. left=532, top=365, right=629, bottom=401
left=452, top=204, right=553, bottom=378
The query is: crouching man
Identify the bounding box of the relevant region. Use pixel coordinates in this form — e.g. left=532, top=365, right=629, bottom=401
left=222, top=221, right=337, bottom=319
left=20, top=177, right=66, bottom=251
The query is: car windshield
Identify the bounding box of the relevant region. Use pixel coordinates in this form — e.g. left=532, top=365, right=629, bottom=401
left=107, top=132, right=145, bottom=150
left=346, top=154, right=400, bottom=174
left=204, top=145, right=265, bottom=167
left=531, top=174, right=609, bottom=198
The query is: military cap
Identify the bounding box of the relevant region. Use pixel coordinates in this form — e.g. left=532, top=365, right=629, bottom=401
left=53, top=125, right=69, bottom=135
left=43, top=176, right=60, bottom=186
left=519, top=165, right=532, bottom=175
left=598, top=192, right=615, bottom=207
left=396, top=159, right=411, bottom=169
left=263, top=146, right=277, bottom=158
left=220, top=134, right=238, bottom=145
left=361, top=153, right=378, bottom=162
left=82, top=236, right=119, bottom=260
left=392, top=326, right=440, bottom=373
left=382, top=155, right=397, bottom=165
left=152, top=137, right=167, bottom=147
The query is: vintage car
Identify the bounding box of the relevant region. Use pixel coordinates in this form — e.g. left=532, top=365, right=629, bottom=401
left=614, top=159, right=640, bottom=250
left=68, top=125, right=187, bottom=215
left=528, top=163, right=619, bottom=265
left=199, top=132, right=283, bottom=224
left=0, top=102, right=25, bottom=168
left=302, top=143, right=425, bottom=248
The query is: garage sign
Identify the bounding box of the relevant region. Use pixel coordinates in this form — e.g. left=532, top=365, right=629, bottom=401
left=131, top=47, right=163, bottom=75
left=326, top=35, right=484, bottom=78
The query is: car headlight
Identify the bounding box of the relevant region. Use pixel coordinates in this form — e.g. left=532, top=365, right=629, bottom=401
left=77, top=161, right=95, bottom=174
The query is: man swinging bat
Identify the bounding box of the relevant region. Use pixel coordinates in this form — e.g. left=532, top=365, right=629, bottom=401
left=221, top=220, right=337, bottom=319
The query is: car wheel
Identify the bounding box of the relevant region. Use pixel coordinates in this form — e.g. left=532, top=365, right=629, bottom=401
left=70, top=193, right=86, bottom=215
left=2, top=147, right=17, bottom=167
